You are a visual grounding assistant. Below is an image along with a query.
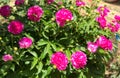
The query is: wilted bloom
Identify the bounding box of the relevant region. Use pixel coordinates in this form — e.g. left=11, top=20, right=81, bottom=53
left=2, top=54, right=13, bottom=62
left=87, top=42, right=98, bottom=53
left=114, top=15, right=120, bottom=22
left=55, top=8, right=73, bottom=27
left=97, top=6, right=110, bottom=17
left=96, top=36, right=113, bottom=50
left=50, top=52, right=68, bottom=70
left=47, top=0, right=54, bottom=4
left=27, top=5, right=43, bottom=22
left=76, top=0, right=85, bottom=7
left=96, top=16, right=107, bottom=29
left=8, top=20, right=24, bottom=35
left=15, top=0, right=25, bottom=6
left=71, top=51, right=87, bottom=69
left=107, top=21, right=120, bottom=32
left=0, top=5, right=11, bottom=17
left=19, top=37, right=32, bottom=49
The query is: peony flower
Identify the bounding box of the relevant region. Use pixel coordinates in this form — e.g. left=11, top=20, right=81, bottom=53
left=55, top=8, right=73, bottom=27
left=8, top=20, right=24, bottom=35
left=27, top=5, right=43, bottom=22
left=2, top=54, right=13, bottom=62
left=47, top=0, right=54, bottom=4
left=19, top=37, right=32, bottom=49
left=114, top=15, right=120, bottom=22
left=87, top=42, right=98, bottom=53
left=71, top=51, right=87, bottom=69
left=96, top=36, right=113, bottom=50
left=50, top=52, right=68, bottom=70
left=76, top=0, right=85, bottom=7
left=97, top=6, right=110, bottom=17
left=96, top=16, right=107, bottom=29
left=107, top=21, right=120, bottom=32
left=0, top=5, right=11, bottom=17
left=15, top=0, right=25, bottom=6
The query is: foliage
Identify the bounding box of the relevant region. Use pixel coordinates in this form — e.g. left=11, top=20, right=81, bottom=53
left=0, top=0, right=118, bottom=78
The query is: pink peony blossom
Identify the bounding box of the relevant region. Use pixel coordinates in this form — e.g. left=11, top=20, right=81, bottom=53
left=96, top=16, right=107, bottom=29
left=47, top=0, right=54, bottom=4
left=87, top=42, right=98, bottom=53
left=107, top=21, right=120, bottom=32
left=27, top=5, right=43, bottom=22
left=15, top=0, right=25, bottom=6
left=19, top=37, right=32, bottom=49
left=97, top=6, right=110, bottom=17
left=96, top=36, right=113, bottom=50
left=2, top=54, right=13, bottom=62
left=50, top=52, right=68, bottom=70
left=114, top=15, right=120, bottom=22
left=55, top=8, right=73, bottom=27
left=0, top=5, right=11, bottom=17
left=76, top=0, right=85, bottom=7
left=71, top=51, right=87, bottom=69
left=8, top=20, right=24, bottom=35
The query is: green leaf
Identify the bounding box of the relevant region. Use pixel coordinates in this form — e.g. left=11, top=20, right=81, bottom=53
left=50, top=43, right=57, bottom=51
left=36, top=62, right=43, bottom=74
left=37, top=39, right=48, bottom=46
left=40, top=44, right=50, bottom=60
left=29, top=51, right=38, bottom=58
left=65, top=50, right=71, bottom=60
left=46, top=67, right=52, bottom=76
left=30, top=57, right=38, bottom=70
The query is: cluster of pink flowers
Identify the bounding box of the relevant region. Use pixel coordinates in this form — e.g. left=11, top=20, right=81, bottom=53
left=50, top=51, right=87, bottom=70
left=0, top=5, right=11, bottom=17
left=15, top=0, right=25, bottom=6
left=87, top=35, right=113, bottom=53
left=96, top=6, right=109, bottom=29
left=96, top=16, right=107, bottom=29
left=19, top=37, right=33, bottom=49
left=8, top=20, right=24, bottom=35
left=27, top=5, right=44, bottom=22
left=96, top=6, right=120, bottom=32
left=55, top=8, right=73, bottom=27
left=47, top=0, right=54, bottom=4
left=2, top=54, right=13, bottom=62
left=76, top=0, right=85, bottom=7
left=107, top=15, right=120, bottom=33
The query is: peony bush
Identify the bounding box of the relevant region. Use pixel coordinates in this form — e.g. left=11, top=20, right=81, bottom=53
left=0, top=0, right=119, bottom=78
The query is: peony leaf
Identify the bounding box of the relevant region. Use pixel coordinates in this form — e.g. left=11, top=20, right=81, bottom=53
left=36, top=62, right=43, bottom=74
left=40, top=44, right=50, bottom=60
left=30, top=57, right=38, bottom=70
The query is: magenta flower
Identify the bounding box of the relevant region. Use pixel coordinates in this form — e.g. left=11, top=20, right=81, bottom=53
left=15, top=0, right=25, bottom=6
left=27, top=5, right=43, bottom=22
left=0, top=5, right=11, bottom=17
left=47, top=0, right=54, bottom=4
left=50, top=52, right=68, bottom=70
left=87, top=42, right=98, bottom=53
left=96, top=16, right=107, bottom=29
left=19, top=37, right=32, bottom=49
left=71, top=51, right=87, bottom=69
left=76, top=0, right=85, bottom=7
left=97, top=6, right=110, bottom=17
left=114, top=15, right=120, bottom=22
left=96, top=36, right=113, bottom=50
left=2, top=54, right=13, bottom=62
left=8, top=20, right=24, bottom=35
left=55, top=8, right=73, bottom=27
left=107, top=21, right=120, bottom=32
